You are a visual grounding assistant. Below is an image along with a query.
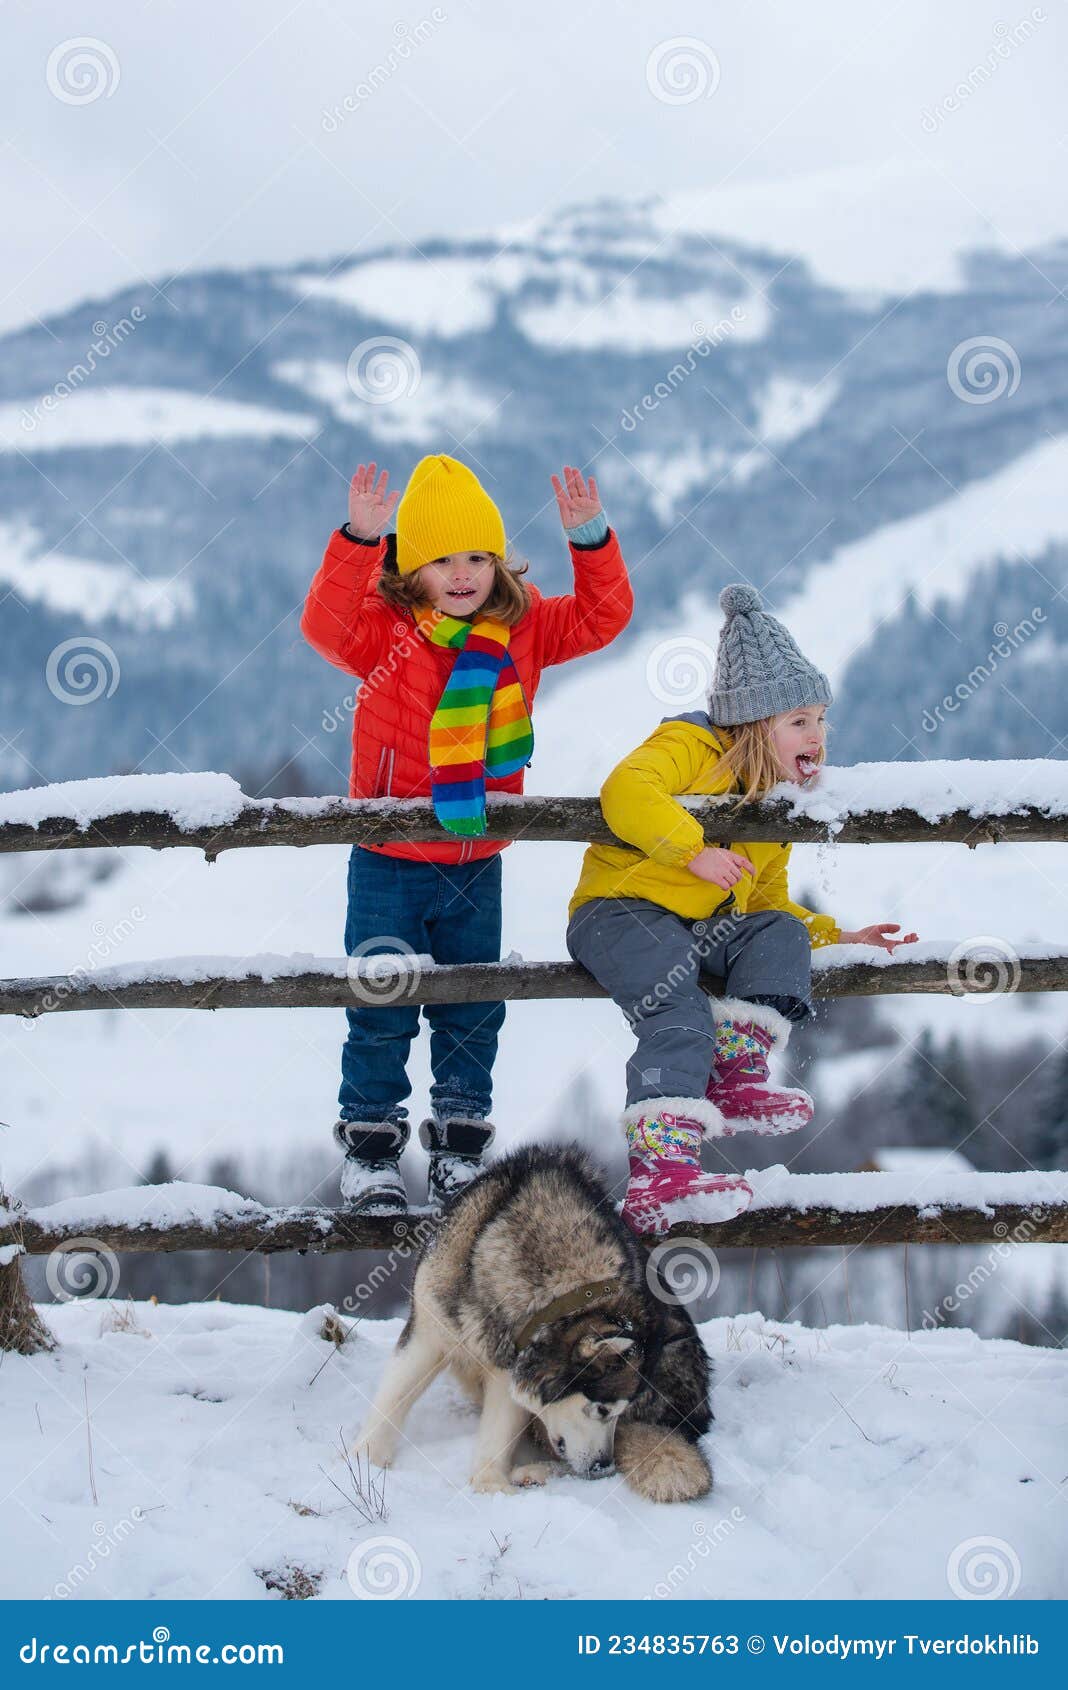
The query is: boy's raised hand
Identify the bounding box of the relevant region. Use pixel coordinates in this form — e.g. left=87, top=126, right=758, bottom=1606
left=347, top=463, right=400, bottom=539
left=838, top=923, right=919, bottom=952
left=551, top=465, right=602, bottom=530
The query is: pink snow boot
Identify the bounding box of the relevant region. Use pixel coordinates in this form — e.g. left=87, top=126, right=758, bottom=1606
left=706, top=999, right=813, bottom=1136
left=620, top=1100, right=753, bottom=1238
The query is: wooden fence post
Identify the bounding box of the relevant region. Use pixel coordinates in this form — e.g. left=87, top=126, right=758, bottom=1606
left=0, top=1189, right=56, bottom=1354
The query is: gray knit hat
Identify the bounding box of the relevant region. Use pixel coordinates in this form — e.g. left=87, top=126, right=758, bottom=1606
left=708, top=583, right=832, bottom=725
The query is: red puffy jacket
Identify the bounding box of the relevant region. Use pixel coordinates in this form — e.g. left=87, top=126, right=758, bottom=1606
left=300, top=526, right=633, bottom=863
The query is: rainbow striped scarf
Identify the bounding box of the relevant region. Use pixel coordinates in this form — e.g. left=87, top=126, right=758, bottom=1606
left=416, top=608, right=535, bottom=837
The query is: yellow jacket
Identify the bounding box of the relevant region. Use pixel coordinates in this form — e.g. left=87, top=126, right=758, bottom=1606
left=568, top=712, right=840, bottom=946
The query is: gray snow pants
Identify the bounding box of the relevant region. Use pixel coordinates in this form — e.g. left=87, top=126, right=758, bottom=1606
left=565, top=896, right=813, bottom=1110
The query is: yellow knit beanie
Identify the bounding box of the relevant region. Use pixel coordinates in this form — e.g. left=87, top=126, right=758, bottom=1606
left=394, top=455, right=507, bottom=576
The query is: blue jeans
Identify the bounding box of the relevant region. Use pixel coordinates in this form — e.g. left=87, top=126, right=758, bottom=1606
left=339, top=846, right=505, bottom=1127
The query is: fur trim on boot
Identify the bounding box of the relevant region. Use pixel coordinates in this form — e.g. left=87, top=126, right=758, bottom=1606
left=620, top=1102, right=753, bottom=1237
left=705, top=999, right=813, bottom=1135
left=334, top=1118, right=409, bottom=1216
left=418, top=1116, right=495, bottom=1208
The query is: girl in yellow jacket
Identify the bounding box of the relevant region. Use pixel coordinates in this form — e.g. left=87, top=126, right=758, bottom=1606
left=567, top=583, right=917, bottom=1237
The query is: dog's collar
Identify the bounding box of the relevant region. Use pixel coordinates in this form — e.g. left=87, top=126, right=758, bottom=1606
left=514, top=1278, right=619, bottom=1352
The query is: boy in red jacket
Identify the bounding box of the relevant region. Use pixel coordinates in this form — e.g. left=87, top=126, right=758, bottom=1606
left=301, top=455, right=632, bottom=1214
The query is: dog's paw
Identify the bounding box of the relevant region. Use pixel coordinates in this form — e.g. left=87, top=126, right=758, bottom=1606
left=509, top=1460, right=567, bottom=1488
left=470, top=1468, right=518, bottom=1496
left=615, top=1423, right=712, bottom=1504
left=349, top=1433, right=394, bottom=1471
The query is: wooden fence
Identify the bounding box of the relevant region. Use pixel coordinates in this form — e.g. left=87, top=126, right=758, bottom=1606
left=3, top=791, right=1068, bottom=857
left=2, top=781, right=1067, bottom=1351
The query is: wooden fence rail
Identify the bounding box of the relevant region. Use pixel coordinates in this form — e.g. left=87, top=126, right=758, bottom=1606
left=1, top=953, right=1066, bottom=1018
left=3, top=793, right=1068, bottom=857
left=5, top=1194, right=1067, bottom=1254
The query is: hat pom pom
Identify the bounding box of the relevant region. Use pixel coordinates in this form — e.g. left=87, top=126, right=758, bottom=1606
left=720, top=582, right=762, bottom=616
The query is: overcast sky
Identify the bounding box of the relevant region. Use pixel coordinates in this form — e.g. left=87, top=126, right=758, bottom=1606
left=2, top=0, right=1066, bottom=331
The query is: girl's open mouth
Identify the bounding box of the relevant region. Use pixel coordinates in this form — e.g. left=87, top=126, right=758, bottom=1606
left=447, top=587, right=475, bottom=601
left=796, top=752, right=819, bottom=782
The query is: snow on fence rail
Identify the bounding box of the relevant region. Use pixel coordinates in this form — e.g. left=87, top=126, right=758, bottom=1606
left=3, top=762, right=1068, bottom=853
left=4, top=1170, right=1068, bottom=1255
left=2, top=942, right=1067, bottom=1018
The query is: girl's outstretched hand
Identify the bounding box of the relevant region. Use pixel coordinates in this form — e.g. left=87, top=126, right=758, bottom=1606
left=551, top=466, right=602, bottom=530
left=686, top=847, right=754, bottom=890
left=347, top=463, right=401, bottom=539
left=838, top=923, right=919, bottom=951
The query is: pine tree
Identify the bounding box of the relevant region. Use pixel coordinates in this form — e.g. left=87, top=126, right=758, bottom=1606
left=205, top=1155, right=243, bottom=1194
left=889, top=1029, right=974, bottom=1150
left=1030, top=1044, right=1068, bottom=1170
left=1041, top=1281, right=1068, bottom=1349
left=141, top=1148, right=175, bottom=1186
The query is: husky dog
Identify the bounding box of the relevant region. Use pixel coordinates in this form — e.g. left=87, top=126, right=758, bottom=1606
left=351, top=1144, right=713, bottom=1502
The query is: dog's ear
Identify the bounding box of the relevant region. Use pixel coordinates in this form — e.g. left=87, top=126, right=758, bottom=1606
left=578, top=1332, right=634, bottom=1359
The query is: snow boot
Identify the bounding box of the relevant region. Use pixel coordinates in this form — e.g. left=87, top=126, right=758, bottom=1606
left=706, top=999, right=813, bottom=1135
left=419, top=1115, right=495, bottom=1209
left=620, top=1100, right=753, bottom=1238
left=333, top=1118, right=409, bottom=1217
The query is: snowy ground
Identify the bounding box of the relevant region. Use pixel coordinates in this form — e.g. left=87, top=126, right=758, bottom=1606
left=1, top=1300, right=1064, bottom=1602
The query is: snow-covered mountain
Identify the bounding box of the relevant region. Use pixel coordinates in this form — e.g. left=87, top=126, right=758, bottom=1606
left=1, top=187, right=1067, bottom=792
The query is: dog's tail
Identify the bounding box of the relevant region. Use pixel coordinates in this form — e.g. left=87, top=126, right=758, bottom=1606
left=615, top=1422, right=712, bottom=1504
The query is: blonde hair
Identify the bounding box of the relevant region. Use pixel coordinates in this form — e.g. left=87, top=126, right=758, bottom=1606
left=714, top=717, right=827, bottom=804
left=376, top=545, right=531, bottom=627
